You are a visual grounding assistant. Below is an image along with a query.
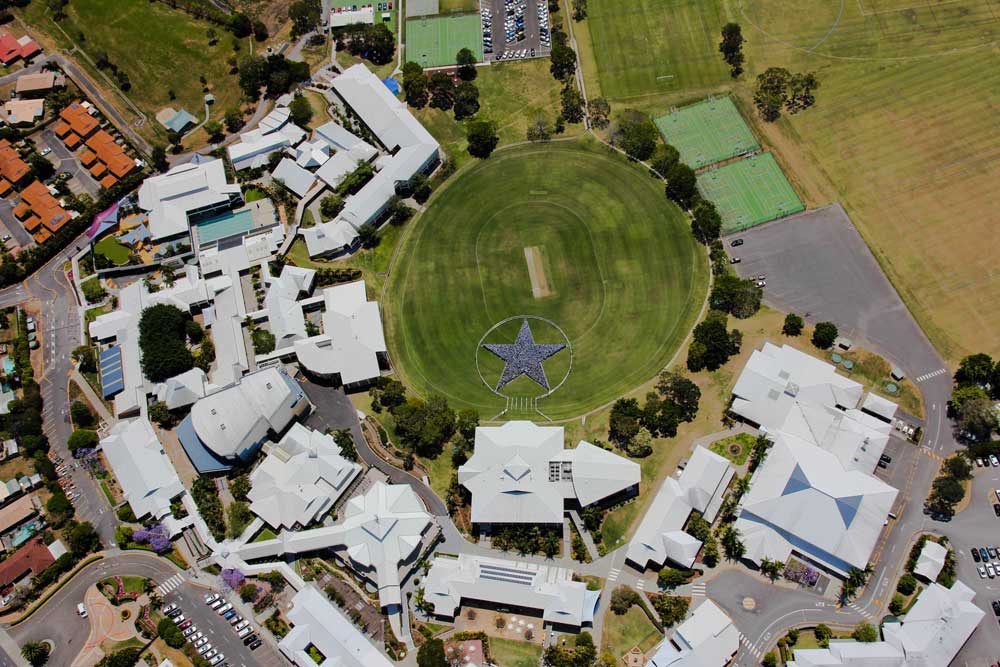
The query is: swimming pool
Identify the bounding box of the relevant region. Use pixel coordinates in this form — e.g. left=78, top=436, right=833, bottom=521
left=195, top=209, right=255, bottom=244
left=2, top=358, right=14, bottom=375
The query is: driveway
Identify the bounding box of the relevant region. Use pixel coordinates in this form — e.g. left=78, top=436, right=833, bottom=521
left=0, top=199, right=31, bottom=249
left=38, top=129, right=100, bottom=197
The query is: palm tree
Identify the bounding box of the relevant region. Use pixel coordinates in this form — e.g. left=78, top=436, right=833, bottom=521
left=21, top=641, right=49, bottom=666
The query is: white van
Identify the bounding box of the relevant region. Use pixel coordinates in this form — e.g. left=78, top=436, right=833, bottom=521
left=77, top=603, right=88, bottom=618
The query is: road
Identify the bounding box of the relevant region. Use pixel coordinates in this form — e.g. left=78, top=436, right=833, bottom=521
left=37, top=128, right=101, bottom=198
left=0, top=233, right=117, bottom=546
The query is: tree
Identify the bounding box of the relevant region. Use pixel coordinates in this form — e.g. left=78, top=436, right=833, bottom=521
left=138, top=304, right=194, bottom=382
left=456, top=47, right=477, bottom=80
left=760, top=557, right=782, bottom=580
left=527, top=117, right=551, bottom=142
left=957, top=396, right=998, bottom=441
left=357, top=223, right=379, bottom=249
left=664, top=162, right=698, bottom=209
left=402, top=61, right=428, bottom=108
left=68, top=428, right=99, bottom=453
left=610, top=586, right=640, bottom=614
left=709, top=274, right=762, bottom=318
left=690, top=200, right=722, bottom=244
left=896, top=573, right=917, bottom=595
left=811, top=321, right=838, bottom=349
left=453, top=81, right=480, bottom=119
left=394, top=395, right=456, bottom=457
left=655, top=370, right=701, bottom=422
left=614, top=111, right=658, bottom=161
left=550, top=41, right=577, bottom=82
left=151, top=145, right=168, bottom=172
left=720, top=524, right=745, bottom=560
left=21, top=642, right=49, bottom=667
left=719, top=23, right=744, bottom=77
left=251, top=328, right=275, bottom=354
left=70, top=401, right=94, bottom=428
left=787, top=72, right=819, bottom=112
left=97, top=648, right=142, bottom=667
left=657, top=567, right=688, bottom=589
left=203, top=120, right=224, bottom=144
left=762, top=652, right=777, bottom=667
left=289, top=0, right=323, bottom=37
left=157, top=617, right=186, bottom=648
left=944, top=455, right=973, bottom=481
left=852, top=622, right=879, bottom=643
left=29, top=153, right=55, bottom=181
left=609, top=398, right=642, bottom=446
left=783, top=313, right=804, bottom=336
left=754, top=67, right=791, bottom=122
left=456, top=408, right=479, bottom=441
left=587, top=97, right=610, bottom=130
left=466, top=119, right=499, bottom=158
left=224, top=108, right=245, bottom=133
left=572, top=0, right=587, bottom=20
left=560, top=86, right=585, bottom=124
left=289, top=94, right=314, bottom=127
left=749, top=435, right=771, bottom=471
left=428, top=72, right=456, bottom=111
left=230, top=475, right=251, bottom=501
left=418, top=638, right=447, bottom=667
left=319, top=194, right=344, bottom=221
left=651, top=594, right=689, bottom=626
left=889, top=593, right=905, bottom=615
left=65, top=520, right=100, bottom=556
left=650, top=144, right=680, bottom=177
left=687, top=310, right=741, bottom=372
left=955, top=353, right=994, bottom=387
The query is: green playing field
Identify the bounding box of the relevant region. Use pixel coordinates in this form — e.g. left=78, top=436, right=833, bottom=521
left=654, top=97, right=760, bottom=169
left=697, top=153, right=804, bottom=234
left=406, top=13, right=484, bottom=68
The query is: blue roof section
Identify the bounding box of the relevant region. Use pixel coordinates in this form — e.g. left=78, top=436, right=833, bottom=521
left=739, top=510, right=855, bottom=575
left=119, top=224, right=150, bottom=246
left=177, top=415, right=233, bottom=474
left=382, top=77, right=400, bottom=95
left=99, top=346, right=124, bottom=398
left=166, top=109, right=198, bottom=133
left=836, top=495, right=863, bottom=528
left=781, top=464, right=811, bottom=497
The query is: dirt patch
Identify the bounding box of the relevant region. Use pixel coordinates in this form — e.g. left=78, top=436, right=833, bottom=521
left=523, top=246, right=552, bottom=299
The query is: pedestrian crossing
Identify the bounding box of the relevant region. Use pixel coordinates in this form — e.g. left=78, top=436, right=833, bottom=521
left=739, top=633, right=762, bottom=659
left=916, top=368, right=947, bottom=383
left=690, top=582, right=707, bottom=597
left=635, top=579, right=646, bottom=590
left=156, top=573, right=185, bottom=596
left=848, top=602, right=873, bottom=618
left=608, top=568, right=621, bottom=583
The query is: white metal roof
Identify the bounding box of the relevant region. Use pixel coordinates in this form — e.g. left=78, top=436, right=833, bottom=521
left=913, top=540, right=947, bottom=582
left=315, top=151, right=363, bottom=189
left=649, top=599, right=739, bottom=667
left=424, top=554, right=599, bottom=628
left=626, top=447, right=734, bottom=570
left=273, top=157, right=317, bottom=198
left=138, top=159, right=241, bottom=240
left=301, top=218, right=360, bottom=257
left=247, top=423, right=361, bottom=530
left=459, top=421, right=639, bottom=524
left=279, top=586, right=393, bottom=667
left=314, top=121, right=377, bottom=158
left=100, top=418, right=184, bottom=527
left=155, top=368, right=208, bottom=410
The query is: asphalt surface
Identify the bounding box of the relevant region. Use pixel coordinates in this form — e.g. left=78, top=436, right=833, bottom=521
left=37, top=128, right=101, bottom=198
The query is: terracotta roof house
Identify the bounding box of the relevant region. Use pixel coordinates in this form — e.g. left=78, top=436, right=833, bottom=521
left=55, top=102, right=99, bottom=149
left=15, top=180, right=73, bottom=243
left=0, top=536, right=54, bottom=590
left=85, top=129, right=135, bottom=185
left=0, top=139, right=30, bottom=196
left=14, top=71, right=65, bottom=98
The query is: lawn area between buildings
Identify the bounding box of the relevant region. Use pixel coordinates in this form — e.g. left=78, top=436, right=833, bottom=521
left=19, top=0, right=244, bottom=145
left=580, top=0, right=1000, bottom=361
left=489, top=637, right=543, bottom=667
left=601, top=606, right=663, bottom=661
left=285, top=220, right=404, bottom=296
left=94, top=236, right=130, bottom=265
left=709, top=432, right=756, bottom=466
left=384, top=139, right=708, bottom=420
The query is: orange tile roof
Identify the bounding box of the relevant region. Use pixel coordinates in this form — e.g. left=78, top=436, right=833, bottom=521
left=0, top=180, right=10, bottom=196
left=58, top=102, right=98, bottom=139
left=85, top=130, right=135, bottom=178
left=88, top=162, right=107, bottom=177
left=99, top=174, right=118, bottom=189
left=63, top=133, right=81, bottom=149
left=53, top=121, right=71, bottom=137
left=78, top=149, right=97, bottom=166
left=23, top=215, right=41, bottom=232
left=32, top=228, right=51, bottom=244
left=0, top=537, right=54, bottom=588
left=20, top=180, right=71, bottom=234
left=0, top=139, right=30, bottom=186
left=11, top=202, right=28, bottom=219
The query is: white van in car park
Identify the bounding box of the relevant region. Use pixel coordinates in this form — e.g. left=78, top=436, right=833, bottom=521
left=77, top=603, right=88, bottom=618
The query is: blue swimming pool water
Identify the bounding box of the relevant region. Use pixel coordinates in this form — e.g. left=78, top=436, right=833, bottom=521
left=195, top=209, right=255, bottom=244
left=2, top=358, right=14, bottom=375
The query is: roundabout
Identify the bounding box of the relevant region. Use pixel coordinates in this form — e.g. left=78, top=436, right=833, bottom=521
left=384, top=140, right=708, bottom=420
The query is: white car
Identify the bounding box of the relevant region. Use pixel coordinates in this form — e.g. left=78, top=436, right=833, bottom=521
left=197, top=643, right=213, bottom=655
left=210, top=655, right=225, bottom=665
left=209, top=599, right=223, bottom=610
left=235, top=620, right=249, bottom=631
left=204, top=649, right=217, bottom=659
left=194, top=638, right=208, bottom=648
left=217, top=603, right=233, bottom=615
left=183, top=627, right=197, bottom=637
left=163, top=603, right=178, bottom=613
left=40, top=148, right=51, bottom=156
left=237, top=626, right=252, bottom=638
left=172, top=614, right=185, bottom=624
left=987, top=563, right=996, bottom=578
left=991, top=455, right=999, bottom=467
left=204, top=592, right=220, bottom=604
left=978, top=458, right=985, bottom=467
left=979, top=566, right=987, bottom=578
left=190, top=632, right=204, bottom=642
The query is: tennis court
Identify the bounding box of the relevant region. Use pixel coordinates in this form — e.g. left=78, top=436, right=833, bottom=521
left=697, top=153, right=804, bottom=234
left=654, top=97, right=759, bottom=169
left=406, top=13, right=484, bottom=67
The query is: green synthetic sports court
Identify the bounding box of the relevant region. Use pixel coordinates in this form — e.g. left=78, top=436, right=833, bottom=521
left=654, top=97, right=760, bottom=169
left=384, top=141, right=708, bottom=420
left=405, top=13, right=483, bottom=67
left=697, top=153, right=804, bottom=234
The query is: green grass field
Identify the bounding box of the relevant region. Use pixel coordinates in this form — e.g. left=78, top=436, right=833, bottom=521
left=406, top=14, right=484, bottom=67
left=490, top=638, right=542, bottom=667
left=385, top=140, right=708, bottom=420
left=697, top=153, right=804, bottom=233
left=94, top=236, right=130, bottom=265
left=585, top=0, right=730, bottom=100
left=20, top=0, right=243, bottom=144
left=602, top=606, right=662, bottom=660
left=654, top=97, right=759, bottom=168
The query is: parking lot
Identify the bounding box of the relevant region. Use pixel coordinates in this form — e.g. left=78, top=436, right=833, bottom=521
left=161, top=586, right=285, bottom=667
left=481, top=0, right=551, bottom=62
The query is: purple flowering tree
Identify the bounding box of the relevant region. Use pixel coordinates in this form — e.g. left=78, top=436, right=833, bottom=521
left=221, top=568, right=245, bottom=590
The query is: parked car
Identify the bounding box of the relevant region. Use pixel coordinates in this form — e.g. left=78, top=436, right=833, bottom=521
left=210, top=655, right=225, bottom=665
left=172, top=615, right=186, bottom=625
left=730, top=257, right=741, bottom=264
left=197, top=643, right=213, bottom=655
left=204, top=593, right=220, bottom=604
left=217, top=603, right=233, bottom=615
left=179, top=620, right=192, bottom=630
left=229, top=615, right=243, bottom=626
left=237, top=627, right=252, bottom=638
left=210, top=599, right=224, bottom=610
left=994, top=504, right=1000, bottom=518
left=223, top=609, right=236, bottom=620
left=992, top=600, right=1000, bottom=616
left=194, top=638, right=208, bottom=648
left=987, top=563, right=995, bottom=578
left=183, top=627, right=197, bottom=637
left=730, top=238, right=744, bottom=247
left=204, top=649, right=217, bottom=660
left=981, top=547, right=990, bottom=561
left=991, top=455, right=999, bottom=467
left=974, top=548, right=982, bottom=562
left=243, top=634, right=259, bottom=646
left=249, top=640, right=262, bottom=651
left=980, top=566, right=988, bottom=578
